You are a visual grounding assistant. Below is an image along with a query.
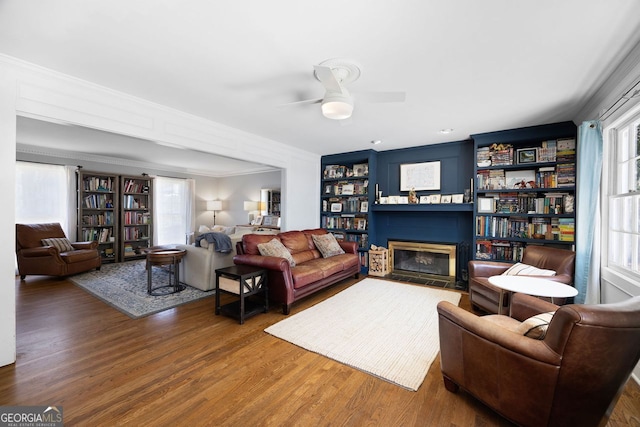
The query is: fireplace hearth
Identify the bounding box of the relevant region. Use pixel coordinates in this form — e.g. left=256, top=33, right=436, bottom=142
left=388, top=240, right=457, bottom=289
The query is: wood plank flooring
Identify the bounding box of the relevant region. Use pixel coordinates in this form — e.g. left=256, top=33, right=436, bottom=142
left=1, top=275, right=639, bottom=426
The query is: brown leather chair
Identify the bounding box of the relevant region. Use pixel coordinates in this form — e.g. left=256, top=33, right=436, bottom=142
left=468, top=245, right=575, bottom=313
left=437, top=293, right=640, bottom=427
left=16, top=223, right=101, bottom=279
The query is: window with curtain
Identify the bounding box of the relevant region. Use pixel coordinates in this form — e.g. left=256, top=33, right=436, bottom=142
left=15, top=161, right=71, bottom=235
left=606, top=112, right=640, bottom=279
left=154, top=176, right=189, bottom=245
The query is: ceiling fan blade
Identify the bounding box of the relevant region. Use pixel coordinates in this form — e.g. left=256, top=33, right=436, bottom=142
left=276, top=98, right=323, bottom=108
left=355, top=91, right=406, bottom=103
left=313, top=65, right=345, bottom=94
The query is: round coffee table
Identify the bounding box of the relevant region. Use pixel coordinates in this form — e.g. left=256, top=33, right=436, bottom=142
left=488, top=275, right=578, bottom=315
left=145, top=248, right=186, bottom=296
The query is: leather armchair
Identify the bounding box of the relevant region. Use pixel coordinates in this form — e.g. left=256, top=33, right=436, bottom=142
left=437, top=293, right=640, bottom=427
left=468, top=245, right=575, bottom=313
left=16, top=223, right=101, bottom=279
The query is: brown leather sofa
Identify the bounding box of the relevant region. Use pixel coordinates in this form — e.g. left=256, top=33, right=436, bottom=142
left=437, top=293, right=640, bottom=427
left=468, top=245, right=575, bottom=313
left=233, top=228, right=360, bottom=314
left=16, top=223, right=101, bottom=279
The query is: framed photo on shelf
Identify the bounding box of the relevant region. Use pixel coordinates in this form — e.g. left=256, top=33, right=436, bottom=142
left=353, top=163, right=368, bottom=177
left=419, top=195, right=430, bottom=204
left=356, top=218, right=367, bottom=230
left=330, top=203, right=342, bottom=212
left=387, top=195, right=399, bottom=204
left=360, top=201, right=369, bottom=213
left=379, top=197, right=388, bottom=204
left=505, top=170, right=536, bottom=189
left=341, top=184, right=355, bottom=195
left=398, top=196, right=409, bottom=204
left=429, top=194, right=441, bottom=204
left=516, top=148, right=537, bottom=164
left=477, top=197, right=496, bottom=213
left=441, top=195, right=452, bottom=203
left=324, top=184, right=333, bottom=194
left=452, top=194, right=464, bottom=203
left=399, top=161, right=441, bottom=191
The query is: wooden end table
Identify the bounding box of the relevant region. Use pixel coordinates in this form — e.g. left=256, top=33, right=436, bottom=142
left=488, top=275, right=578, bottom=315
left=215, top=265, right=268, bottom=324
left=145, top=248, right=186, bottom=296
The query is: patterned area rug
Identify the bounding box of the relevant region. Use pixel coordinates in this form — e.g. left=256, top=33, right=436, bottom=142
left=69, top=260, right=214, bottom=319
left=264, top=277, right=461, bottom=391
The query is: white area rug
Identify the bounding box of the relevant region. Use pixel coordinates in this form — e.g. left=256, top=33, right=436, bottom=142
left=264, top=277, right=461, bottom=391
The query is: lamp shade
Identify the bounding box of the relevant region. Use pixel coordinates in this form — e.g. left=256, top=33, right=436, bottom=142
left=207, top=200, right=222, bottom=211
left=244, top=201, right=259, bottom=211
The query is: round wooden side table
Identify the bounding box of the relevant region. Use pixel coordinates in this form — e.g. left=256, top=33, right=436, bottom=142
left=145, top=248, right=187, bottom=296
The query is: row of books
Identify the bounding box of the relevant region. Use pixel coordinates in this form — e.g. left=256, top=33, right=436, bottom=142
left=122, top=227, right=148, bottom=241
left=476, top=138, right=575, bottom=167
left=322, top=215, right=367, bottom=231
left=477, top=167, right=576, bottom=191
left=475, top=240, right=525, bottom=262
left=82, top=176, right=115, bottom=192
left=491, top=192, right=574, bottom=214
left=476, top=216, right=574, bottom=241
left=122, top=179, right=149, bottom=194
left=123, top=195, right=147, bottom=209
left=82, top=212, right=114, bottom=226
left=331, top=231, right=369, bottom=250
left=81, top=227, right=112, bottom=243
left=123, top=211, right=151, bottom=225
left=83, top=194, right=114, bottom=209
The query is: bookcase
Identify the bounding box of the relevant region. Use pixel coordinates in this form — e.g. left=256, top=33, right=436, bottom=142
left=77, top=170, right=119, bottom=263
left=119, top=174, right=153, bottom=261
left=472, top=122, right=577, bottom=262
left=321, top=151, right=376, bottom=272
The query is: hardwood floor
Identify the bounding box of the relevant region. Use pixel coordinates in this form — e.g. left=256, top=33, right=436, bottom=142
left=2, top=275, right=639, bottom=426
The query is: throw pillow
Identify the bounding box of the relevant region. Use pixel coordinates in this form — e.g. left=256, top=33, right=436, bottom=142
left=312, top=233, right=345, bottom=258
left=257, top=238, right=296, bottom=267
left=502, top=262, right=556, bottom=277
left=41, top=237, right=75, bottom=252
left=516, top=311, right=556, bottom=339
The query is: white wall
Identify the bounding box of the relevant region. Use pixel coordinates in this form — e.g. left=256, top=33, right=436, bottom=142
left=1, top=54, right=319, bottom=367
left=216, top=171, right=282, bottom=228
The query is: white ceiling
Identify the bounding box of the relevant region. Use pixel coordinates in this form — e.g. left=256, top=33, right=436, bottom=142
left=3, top=1, right=640, bottom=173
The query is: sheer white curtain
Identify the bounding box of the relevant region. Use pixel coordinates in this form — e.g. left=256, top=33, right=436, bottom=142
left=153, top=176, right=194, bottom=245
left=15, top=161, right=73, bottom=236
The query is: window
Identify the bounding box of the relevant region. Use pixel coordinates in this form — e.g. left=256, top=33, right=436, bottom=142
left=154, top=176, right=189, bottom=245
left=606, top=111, right=640, bottom=278
left=15, top=161, right=72, bottom=235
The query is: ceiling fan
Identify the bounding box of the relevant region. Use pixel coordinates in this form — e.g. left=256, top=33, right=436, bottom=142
left=280, top=59, right=406, bottom=120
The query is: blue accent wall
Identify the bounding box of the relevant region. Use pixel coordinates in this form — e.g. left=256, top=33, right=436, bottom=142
left=372, top=140, right=475, bottom=280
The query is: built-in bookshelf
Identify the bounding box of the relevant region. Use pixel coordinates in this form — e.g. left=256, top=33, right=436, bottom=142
left=472, top=123, right=577, bottom=262
left=119, top=174, right=153, bottom=261
left=320, top=156, right=374, bottom=272
left=77, top=170, right=119, bottom=263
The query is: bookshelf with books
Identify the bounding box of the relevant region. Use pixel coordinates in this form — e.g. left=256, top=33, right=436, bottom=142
left=77, top=170, right=119, bottom=263
left=119, top=174, right=153, bottom=261
left=472, top=122, right=577, bottom=262
left=321, top=151, right=376, bottom=272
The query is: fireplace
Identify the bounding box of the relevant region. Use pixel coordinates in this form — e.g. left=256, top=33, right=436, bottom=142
left=388, top=240, right=457, bottom=288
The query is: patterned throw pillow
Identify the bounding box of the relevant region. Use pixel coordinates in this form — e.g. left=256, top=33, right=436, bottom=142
left=257, top=238, right=296, bottom=267
left=311, top=233, right=345, bottom=258
left=41, top=237, right=75, bottom=252
left=502, top=262, right=556, bottom=276
left=516, top=311, right=556, bottom=339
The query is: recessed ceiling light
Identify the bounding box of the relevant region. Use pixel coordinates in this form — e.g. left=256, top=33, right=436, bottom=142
left=439, top=128, right=454, bottom=134
left=371, top=140, right=382, bottom=145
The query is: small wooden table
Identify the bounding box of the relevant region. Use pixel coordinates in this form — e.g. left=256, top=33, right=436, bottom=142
left=488, top=275, right=578, bottom=315
left=215, top=265, right=268, bottom=324
left=145, top=248, right=186, bottom=296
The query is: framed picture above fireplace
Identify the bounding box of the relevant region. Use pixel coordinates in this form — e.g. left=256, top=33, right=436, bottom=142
left=400, top=161, right=441, bottom=191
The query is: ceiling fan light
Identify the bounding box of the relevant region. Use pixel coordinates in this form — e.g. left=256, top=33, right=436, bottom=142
left=321, top=93, right=354, bottom=120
